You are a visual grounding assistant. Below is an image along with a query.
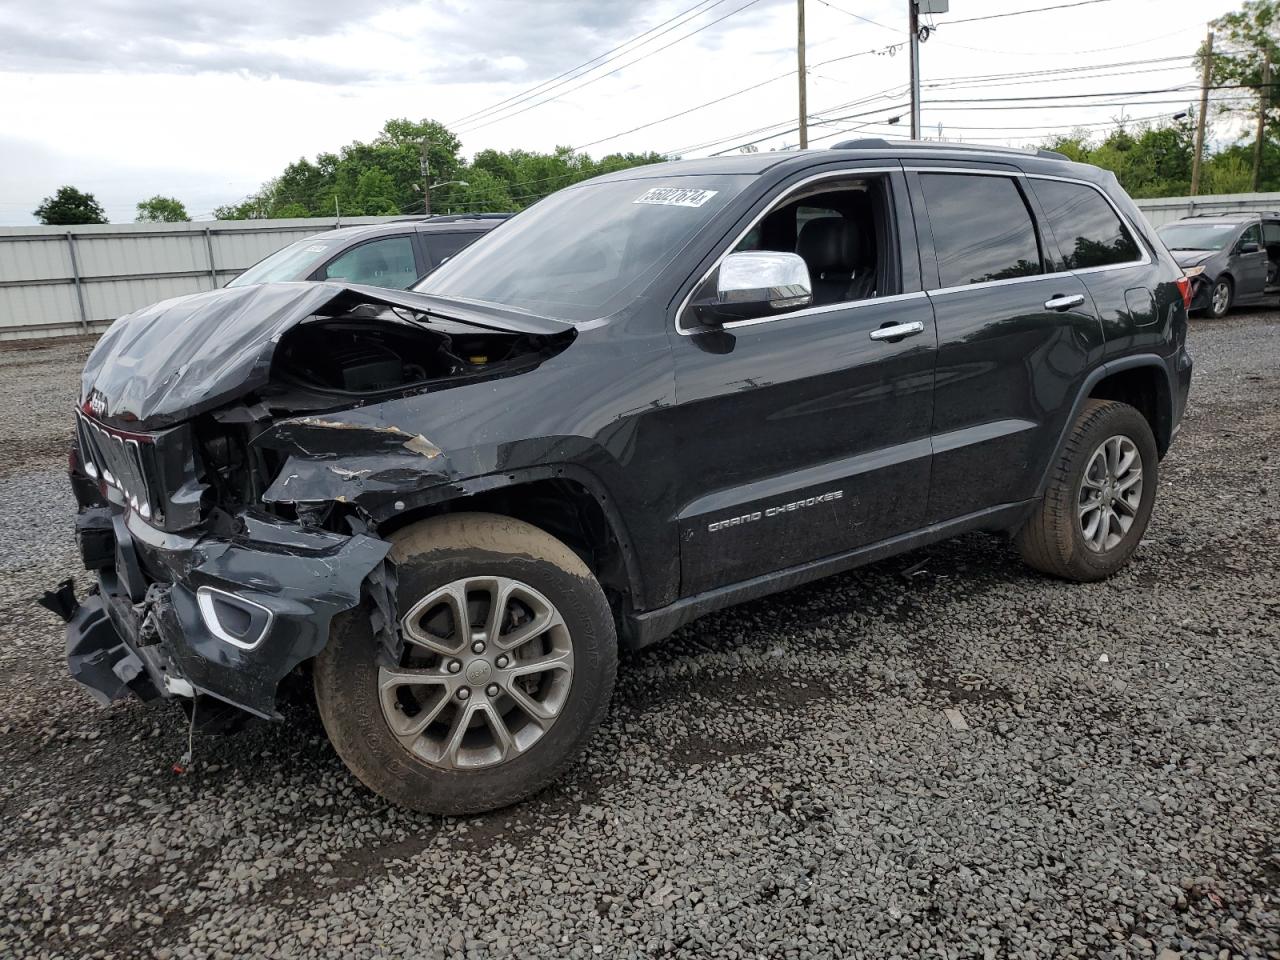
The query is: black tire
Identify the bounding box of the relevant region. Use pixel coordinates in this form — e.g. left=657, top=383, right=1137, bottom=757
left=1209, top=276, right=1233, bottom=319
left=1015, top=399, right=1159, bottom=582
left=314, top=512, right=617, bottom=815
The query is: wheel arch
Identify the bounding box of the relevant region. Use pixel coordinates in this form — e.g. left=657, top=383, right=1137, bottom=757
left=375, top=466, right=645, bottom=621
left=1086, top=359, right=1174, bottom=457
left=1037, top=354, right=1176, bottom=500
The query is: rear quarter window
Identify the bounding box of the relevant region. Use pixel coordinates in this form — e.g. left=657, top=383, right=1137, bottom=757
left=1031, top=179, right=1140, bottom=270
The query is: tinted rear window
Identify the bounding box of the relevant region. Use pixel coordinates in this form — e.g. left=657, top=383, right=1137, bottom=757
left=1032, top=179, right=1140, bottom=269
left=920, top=173, right=1042, bottom=287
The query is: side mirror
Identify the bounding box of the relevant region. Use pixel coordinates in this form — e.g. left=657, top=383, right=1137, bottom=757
left=693, top=251, right=812, bottom=325
left=1239, top=241, right=1260, bottom=254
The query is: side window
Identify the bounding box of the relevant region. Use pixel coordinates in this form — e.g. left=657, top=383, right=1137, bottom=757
left=1237, top=223, right=1261, bottom=251
left=919, top=173, right=1042, bottom=286
left=1262, top=221, right=1280, bottom=245
left=725, top=178, right=892, bottom=307
left=1031, top=179, right=1140, bottom=269
left=322, top=236, right=418, bottom=289
left=425, top=231, right=481, bottom=268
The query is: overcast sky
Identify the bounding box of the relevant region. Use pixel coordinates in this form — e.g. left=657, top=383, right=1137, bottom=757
left=0, top=0, right=1244, bottom=225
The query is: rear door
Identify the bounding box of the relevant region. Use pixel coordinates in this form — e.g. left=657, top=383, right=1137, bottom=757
left=1026, top=174, right=1165, bottom=358
left=671, top=166, right=938, bottom=595
left=423, top=229, right=486, bottom=271
left=909, top=166, right=1104, bottom=523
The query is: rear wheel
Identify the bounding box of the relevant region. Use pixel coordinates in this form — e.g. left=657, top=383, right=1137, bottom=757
left=314, top=513, right=617, bottom=815
left=1015, top=399, right=1158, bottom=582
left=1209, top=276, right=1233, bottom=318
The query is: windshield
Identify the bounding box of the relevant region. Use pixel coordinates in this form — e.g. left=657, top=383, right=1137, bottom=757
left=226, top=235, right=342, bottom=286
left=415, top=174, right=752, bottom=322
left=1157, top=222, right=1240, bottom=251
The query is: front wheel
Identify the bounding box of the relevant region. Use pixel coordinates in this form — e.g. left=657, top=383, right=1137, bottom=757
left=314, top=513, right=617, bottom=815
left=1015, top=399, right=1159, bottom=582
left=1209, top=276, right=1233, bottom=318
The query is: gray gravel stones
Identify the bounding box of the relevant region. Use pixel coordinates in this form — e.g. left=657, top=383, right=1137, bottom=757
left=0, top=314, right=1277, bottom=959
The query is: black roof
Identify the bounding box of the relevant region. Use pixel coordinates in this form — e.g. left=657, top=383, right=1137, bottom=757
left=314, top=217, right=508, bottom=243
left=587, top=140, right=1107, bottom=187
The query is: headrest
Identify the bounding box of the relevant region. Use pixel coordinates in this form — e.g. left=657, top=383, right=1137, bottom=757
left=796, top=217, right=861, bottom=274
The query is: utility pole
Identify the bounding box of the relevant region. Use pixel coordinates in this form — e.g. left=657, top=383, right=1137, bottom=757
left=909, top=0, right=921, bottom=139
left=420, top=140, right=432, bottom=216
left=1191, top=29, right=1213, bottom=197
left=1253, top=57, right=1270, bottom=192
left=797, top=0, right=808, bottom=149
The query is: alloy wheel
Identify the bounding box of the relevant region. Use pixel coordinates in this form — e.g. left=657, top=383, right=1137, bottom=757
left=379, top=576, right=574, bottom=769
left=1077, top=435, right=1143, bottom=552
left=1212, top=280, right=1231, bottom=316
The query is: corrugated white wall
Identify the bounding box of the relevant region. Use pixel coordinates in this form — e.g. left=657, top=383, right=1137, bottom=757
left=0, top=217, right=395, bottom=340
left=1134, top=192, right=1280, bottom=228
left=5, top=192, right=1280, bottom=340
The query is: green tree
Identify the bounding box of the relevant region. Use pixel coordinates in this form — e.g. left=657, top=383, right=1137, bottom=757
left=215, top=118, right=667, bottom=220
left=1205, top=1, right=1280, bottom=120
left=270, top=202, right=310, bottom=219
left=1041, top=121, right=1195, bottom=198
left=33, top=185, right=107, bottom=225
left=135, top=195, right=189, bottom=222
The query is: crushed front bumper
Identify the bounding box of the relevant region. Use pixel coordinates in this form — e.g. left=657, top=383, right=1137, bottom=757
left=56, top=505, right=392, bottom=719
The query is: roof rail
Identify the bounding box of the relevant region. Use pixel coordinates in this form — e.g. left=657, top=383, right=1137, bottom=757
left=1180, top=210, right=1280, bottom=219
left=830, top=138, right=1069, bottom=161
left=389, top=213, right=513, bottom=224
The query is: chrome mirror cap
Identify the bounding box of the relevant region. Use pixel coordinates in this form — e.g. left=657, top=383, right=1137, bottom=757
left=717, top=251, right=813, bottom=311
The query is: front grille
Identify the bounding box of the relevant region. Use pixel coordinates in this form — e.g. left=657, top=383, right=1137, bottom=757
left=76, top=413, right=165, bottom=524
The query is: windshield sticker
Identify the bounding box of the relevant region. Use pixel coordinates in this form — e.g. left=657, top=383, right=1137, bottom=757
left=633, top=187, right=718, bottom=208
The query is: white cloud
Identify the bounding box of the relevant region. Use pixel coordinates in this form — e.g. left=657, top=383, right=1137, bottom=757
left=0, top=0, right=1248, bottom=225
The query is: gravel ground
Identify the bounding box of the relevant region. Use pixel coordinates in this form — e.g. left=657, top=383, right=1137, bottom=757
left=0, top=316, right=1277, bottom=960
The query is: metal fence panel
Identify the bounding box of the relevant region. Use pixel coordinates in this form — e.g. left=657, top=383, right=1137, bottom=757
left=6, top=195, right=1280, bottom=340
left=1134, top=192, right=1280, bottom=227
left=0, top=216, right=391, bottom=339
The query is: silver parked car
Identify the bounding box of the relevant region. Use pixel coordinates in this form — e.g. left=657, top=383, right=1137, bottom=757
left=1157, top=212, right=1280, bottom=318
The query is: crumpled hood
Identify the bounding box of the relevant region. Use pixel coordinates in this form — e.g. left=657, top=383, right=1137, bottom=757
left=1172, top=250, right=1215, bottom=269
left=80, top=282, right=571, bottom=429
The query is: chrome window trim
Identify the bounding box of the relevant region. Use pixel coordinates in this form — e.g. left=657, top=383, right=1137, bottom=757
left=675, top=167, right=899, bottom=336
left=676, top=164, right=1153, bottom=336
left=720, top=291, right=928, bottom=330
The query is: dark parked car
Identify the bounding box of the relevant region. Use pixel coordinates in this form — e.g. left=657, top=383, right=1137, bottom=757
left=226, top=214, right=509, bottom=290
left=1157, top=212, right=1280, bottom=318
left=47, top=141, right=1192, bottom=815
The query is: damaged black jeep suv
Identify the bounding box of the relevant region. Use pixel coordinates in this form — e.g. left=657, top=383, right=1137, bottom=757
left=50, top=141, right=1193, bottom=814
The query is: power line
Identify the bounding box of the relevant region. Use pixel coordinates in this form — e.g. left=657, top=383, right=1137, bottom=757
left=810, top=0, right=900, bottom=34
left=570, top=37, right=908, bottom=154
left=455, top=0, right=767, bottom=135
left=934, top=0, right=1112, bottom=26
left=447, top=0, right=727, bottom=128
left=933, top=22, right=1199, bottom=57
left=570, top=68, right=796, bottom=152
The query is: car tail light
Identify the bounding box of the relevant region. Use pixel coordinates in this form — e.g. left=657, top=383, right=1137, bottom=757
left=1175, top=276, right=1192, bottom=310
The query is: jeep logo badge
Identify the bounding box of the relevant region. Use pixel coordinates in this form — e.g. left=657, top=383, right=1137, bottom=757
left=465, top=660, right=492, bottom=685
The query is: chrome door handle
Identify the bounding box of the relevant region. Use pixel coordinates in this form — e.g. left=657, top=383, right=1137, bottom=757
left=1044, top=293, right=1085, bottom=311
left=869, top=320, right=925, bottom=341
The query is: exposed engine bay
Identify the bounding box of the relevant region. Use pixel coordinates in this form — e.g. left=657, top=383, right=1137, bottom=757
left=270, top=314, right=553, bottom=398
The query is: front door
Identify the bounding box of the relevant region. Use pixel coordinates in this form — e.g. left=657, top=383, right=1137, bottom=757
left=671, top=169, right=938, bottom=596
left=908, top=167, right=1105, bottom=523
